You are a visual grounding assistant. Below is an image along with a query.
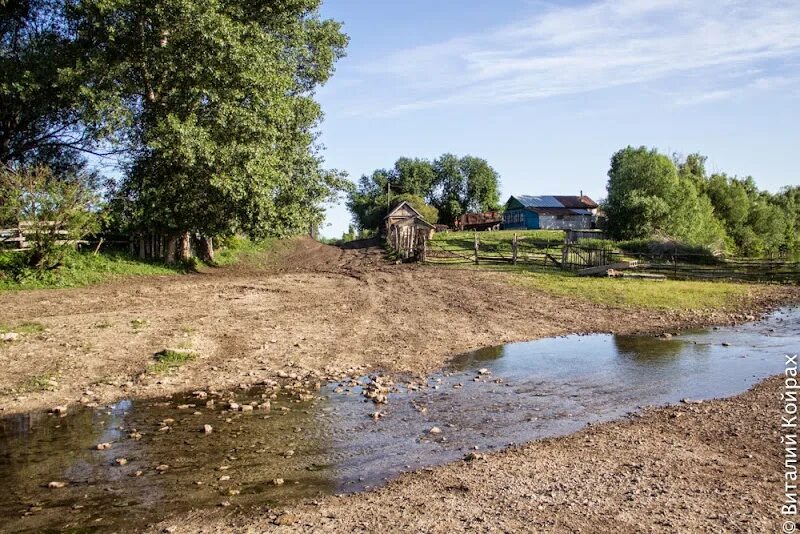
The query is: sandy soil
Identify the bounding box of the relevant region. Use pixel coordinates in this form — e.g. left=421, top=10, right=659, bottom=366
left=0, top=237, right=795, bottom=416
left=159, top=375, right=789, bottom=533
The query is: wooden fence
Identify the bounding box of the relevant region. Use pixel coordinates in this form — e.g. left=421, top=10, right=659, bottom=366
left=424, top=231, right=800, bottom=282
left=425, top=233, right=620, bottom=271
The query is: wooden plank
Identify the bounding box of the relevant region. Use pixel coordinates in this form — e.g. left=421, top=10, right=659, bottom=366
left=576, top=262, right=632, bottom=276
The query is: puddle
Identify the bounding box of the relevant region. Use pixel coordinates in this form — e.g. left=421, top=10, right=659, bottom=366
left=1, top=307, right=798, bottom=532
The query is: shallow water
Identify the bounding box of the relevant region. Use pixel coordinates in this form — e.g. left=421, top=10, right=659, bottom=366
left=1, top=307, right=798, bottom=532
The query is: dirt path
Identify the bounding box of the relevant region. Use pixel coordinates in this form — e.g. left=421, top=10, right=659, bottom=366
left=158, top=374, right=788, bottom=533
left=0, top=237, right=795, bottom=415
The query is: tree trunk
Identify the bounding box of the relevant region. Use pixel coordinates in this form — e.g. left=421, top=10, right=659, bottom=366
left=165, top=235, right=178, bottom=264
left=179, top=231, right=192, bottom=262
left=199, top=235, right=214, bottom=262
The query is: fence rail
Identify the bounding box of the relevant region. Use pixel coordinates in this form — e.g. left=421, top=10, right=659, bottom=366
left=424, top=231, right=800, bottom=283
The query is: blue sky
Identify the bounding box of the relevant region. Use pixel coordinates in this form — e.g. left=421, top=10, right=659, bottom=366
left=315, top=0, right=800, bottom=237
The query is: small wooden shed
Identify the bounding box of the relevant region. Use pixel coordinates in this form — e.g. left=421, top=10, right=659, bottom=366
left=384, top=201, right=435, bottom=259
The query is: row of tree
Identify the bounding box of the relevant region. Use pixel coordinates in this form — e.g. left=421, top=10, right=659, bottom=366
left=1, top=0, right=348, bottom=264
left=347, top=154, right=502, bottom=230
left=605, top=147, right=799, bottom=256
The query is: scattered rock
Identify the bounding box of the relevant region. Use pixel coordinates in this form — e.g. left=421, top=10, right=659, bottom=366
left=428, top=427, right=442, bottom=434
left=463, top=452, right=485, bottom=462
left=241, top=405, right=254, bottom=412
left=115, top=458, right=128, bottom=466
left=1, top=332, right=20, bottom=342
left=95, top=442, right=112, bottom=450
left=47, top=481, right=67, bottom=488
left=228, top=402, right=240, bottom=411
left=478, top=368, right=490, bottom=375
left=129, top=431, right=142, bottom=440
left=203, top=424, right=213, bottom=434
left=155, top=464, right=169, bottom=472
left=681, top=398, right=703, bottom=405
left=219, top=475, right=230, bottom=481
left=50, top=405, right=68, bottom=415
left=274, top=513, right=298, bottom=526
left=273, top=478, right=285, bottom=485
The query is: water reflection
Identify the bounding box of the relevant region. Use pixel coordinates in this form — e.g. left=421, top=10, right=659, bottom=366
left=1, top=307, right=798, bottom=532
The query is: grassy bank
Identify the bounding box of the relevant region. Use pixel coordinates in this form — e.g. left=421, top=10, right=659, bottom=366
left=0, top=236, right=276, bottom=291
left=512, top=270, right=750, bottom=310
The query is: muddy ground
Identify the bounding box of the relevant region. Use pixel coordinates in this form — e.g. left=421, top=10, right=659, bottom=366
left=157, top=374, right=790, bottom=533
left=0, top=237, right=796, bottom=416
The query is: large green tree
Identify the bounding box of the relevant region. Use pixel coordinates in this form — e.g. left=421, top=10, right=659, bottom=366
left=0, top=0, right=119, bottom=172
left=605, top=146, right=726, bottom=248
left=347, top=153, right=501, bottom=231
left=72, top=0, right=348, bottom=259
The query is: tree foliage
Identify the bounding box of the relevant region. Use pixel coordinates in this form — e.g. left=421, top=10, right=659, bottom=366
left=70, top=0, right=349, bottom=243
left=347, top=154, right=500, bottom=231
left=605, top=146, right=799, bottom=257
left=0, top=165, right=98, bottom=272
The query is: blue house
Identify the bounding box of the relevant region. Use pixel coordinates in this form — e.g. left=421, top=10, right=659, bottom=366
left=502, top=195, right=599, bottom=230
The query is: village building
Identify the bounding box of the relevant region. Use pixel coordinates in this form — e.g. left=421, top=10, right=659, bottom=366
left=383, top=201, right=435, bottom=259
left=453, top=211, right=502, bottom=231
left=501, top=194, right=600, bottom=230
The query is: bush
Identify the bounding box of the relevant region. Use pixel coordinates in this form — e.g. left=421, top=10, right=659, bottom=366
left=0, top=166, right=98, bottom=273
left=617, top=238, right=721, bottom=264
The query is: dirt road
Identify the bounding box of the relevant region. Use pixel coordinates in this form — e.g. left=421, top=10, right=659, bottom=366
left=0, top=238, right=794, bottom=415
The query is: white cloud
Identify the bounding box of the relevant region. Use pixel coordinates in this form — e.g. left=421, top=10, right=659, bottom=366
left=353, top=0, right=800, bottom=115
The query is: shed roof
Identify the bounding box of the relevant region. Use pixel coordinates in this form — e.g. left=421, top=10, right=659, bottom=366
left=384, top=200, right=423, bottom=219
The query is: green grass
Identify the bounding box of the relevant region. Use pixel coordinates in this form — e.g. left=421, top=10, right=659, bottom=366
left=0, top=321, right=45, bottom=335
left=0, top=250, right=185, bottom=291
left=0, top=236, right=280, bottom=291
left=214, top=235, right=276, bottom=266
left=20, top=371, right=59, bottom=393
left=510, top=268, right=750, bottom=310
left=433, top=229, right=564, bottom=246
left=150, top=349, right=197, bottom=375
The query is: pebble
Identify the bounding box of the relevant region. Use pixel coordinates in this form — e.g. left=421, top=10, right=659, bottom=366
left=428, top=427, right=442, bottom=434
left=203, top=424, right=213, bottom=434
left=219, top=475, right=230, bottom=481
left=155, top=464, right=169, bottom=472
left=478, top=368, right=490, bottom=375
left=274, top=513, right=298, bottom=526
left=95, top=442, right=112, bottom=450
left=273, top=478, right=285, bottom=485
left=50, top=405, right=68, bottom=415
left=1, top=332, right=20, bottom=342
left=115, top=458, right=128, bottom=465
left=47, top=481, right=67, bottom=488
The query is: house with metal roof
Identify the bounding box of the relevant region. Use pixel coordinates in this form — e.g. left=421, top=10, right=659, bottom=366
left=502, top=194, right=599, bottom=230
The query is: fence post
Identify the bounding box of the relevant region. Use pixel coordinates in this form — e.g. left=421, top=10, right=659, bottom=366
left=562, top=243, right=569, bottom=270
left=474, top=232, right=479, bottom=265
left=512, top=233, right=518, bottom=265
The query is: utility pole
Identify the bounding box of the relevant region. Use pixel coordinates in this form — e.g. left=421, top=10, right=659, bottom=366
left=387, top=180, right=391, bottom=210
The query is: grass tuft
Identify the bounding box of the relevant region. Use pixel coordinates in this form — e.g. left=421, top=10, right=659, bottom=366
left=0, top=322, right=45, bottom=335
left=150, top=349, right=197, bottom=374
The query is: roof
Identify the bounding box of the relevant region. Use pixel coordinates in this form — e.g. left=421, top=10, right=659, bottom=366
left=509, top=195, right=598, bottom=210
left=384, top=200, right=423, bottom=219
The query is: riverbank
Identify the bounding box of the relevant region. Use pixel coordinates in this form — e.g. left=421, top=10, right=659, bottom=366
left=155, top=373, right=789, bottom=533
left=0, top=238, right=797, bottom=416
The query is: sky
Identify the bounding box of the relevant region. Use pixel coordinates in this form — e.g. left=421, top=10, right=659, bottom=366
left=314, top=0, right=800, bottom=238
